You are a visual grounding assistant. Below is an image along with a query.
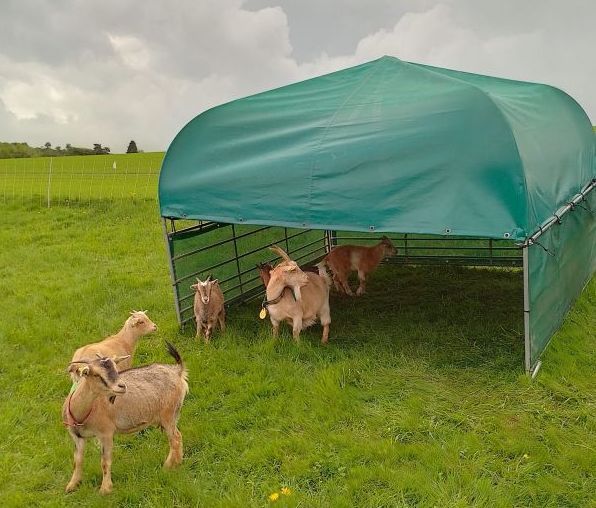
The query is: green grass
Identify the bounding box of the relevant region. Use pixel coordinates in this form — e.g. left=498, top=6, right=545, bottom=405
left=0, top=152, right=164, bottom=205
left=0, top=200, right=594, bottom=507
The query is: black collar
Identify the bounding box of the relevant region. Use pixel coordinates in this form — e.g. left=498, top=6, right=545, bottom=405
left=262, top=287, right=296, bottom=308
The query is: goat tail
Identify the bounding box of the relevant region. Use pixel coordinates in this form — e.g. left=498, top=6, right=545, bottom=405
left=165, top=341, right=189, bottom=391
left=165, top=340, right=185, bottom=369
left=316, top=261, right=332, bottom=287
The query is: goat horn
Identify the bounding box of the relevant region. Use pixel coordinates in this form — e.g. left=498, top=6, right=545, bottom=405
left=68, top=360, right=91, bottom=366
left=269, top=245, right=292, bottom=261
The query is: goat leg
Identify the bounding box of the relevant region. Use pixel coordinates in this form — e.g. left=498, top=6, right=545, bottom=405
left=339, top=277, right=354, bottom=296
left=65, top=433, right=85, bottom=493
left=218, top=310, right=226, bottom=332
left=321, top=323, right=330, bottom=344
left=356, top=270, right=367, bottom=296
left=271, top=319, right=280, bottom=338
left=164, top=424, right=183, bottom=468
left=99, top=435, right=114, bottom=495
left=292, top=317, right=302, bottom=342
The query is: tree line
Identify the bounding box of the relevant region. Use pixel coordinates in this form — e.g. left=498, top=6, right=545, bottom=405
left=0, top=140, right=140, bottom=159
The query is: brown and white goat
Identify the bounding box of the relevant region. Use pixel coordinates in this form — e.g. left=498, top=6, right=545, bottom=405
left=259, top=246, right=331, bottom=343
left=323, top=236, right=397, bottom=296
left=63, top=342, right=188, bottom=495
left=70, top=311, right=157, bottom=379
left=191, top=276, right=225, bottom=342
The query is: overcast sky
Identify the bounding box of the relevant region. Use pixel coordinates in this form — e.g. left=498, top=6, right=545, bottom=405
left=1, top=0, right=594, bottom=153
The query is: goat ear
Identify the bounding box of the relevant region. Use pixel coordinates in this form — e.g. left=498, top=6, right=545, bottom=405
left=70, top=364, right=90, bottom=377
left=112, top=355, right=131, bottom=365
left=210, top=278, right=219, bottom=285
left=190, top=283, right=198, bottom=291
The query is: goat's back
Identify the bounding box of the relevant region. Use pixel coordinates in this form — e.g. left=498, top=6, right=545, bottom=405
left=283, top=272, right=329, bottom=320
left=325, top=243, right=385, bottom=272
left=107, top=363, right=188, bottom=432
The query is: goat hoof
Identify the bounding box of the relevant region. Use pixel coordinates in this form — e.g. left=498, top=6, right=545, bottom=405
left=65, top=482, right=78, bottom=493
left=99, top=485, right=113, bottom=495
left=164, top=458, right=181, bottom=469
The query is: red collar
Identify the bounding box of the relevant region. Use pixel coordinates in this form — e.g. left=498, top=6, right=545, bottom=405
left=63, top=391, right=94, bottom=428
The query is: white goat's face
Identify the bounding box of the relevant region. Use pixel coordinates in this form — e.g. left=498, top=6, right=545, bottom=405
left=192, top=278, right=218, bottom=304
left=128, top=310, right=158, bottom=334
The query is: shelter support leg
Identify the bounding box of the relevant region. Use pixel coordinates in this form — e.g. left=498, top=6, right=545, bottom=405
left=324, top=230, right=337, bottom=253
left=523, top=247, right=532, bottom=376
left=162, top=218, right=182, bottom=327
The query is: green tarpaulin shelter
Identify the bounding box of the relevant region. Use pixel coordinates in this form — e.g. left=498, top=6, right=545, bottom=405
left=159, top=56, right=595, bottom=375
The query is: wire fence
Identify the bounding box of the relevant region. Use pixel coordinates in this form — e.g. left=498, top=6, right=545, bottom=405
left=0, top=152, right=164, bottom=207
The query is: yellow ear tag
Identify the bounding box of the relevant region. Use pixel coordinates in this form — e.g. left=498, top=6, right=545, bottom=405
left=259, top=308, right=267, bottom=319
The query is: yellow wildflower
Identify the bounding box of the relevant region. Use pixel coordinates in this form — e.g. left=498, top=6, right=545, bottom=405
left=268, top=492, right=280, bottom=502
left=281, top=487, right=292, bottom=496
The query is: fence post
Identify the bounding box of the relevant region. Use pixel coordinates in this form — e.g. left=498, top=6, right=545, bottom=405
left=47, top=157, right=53, bottom=208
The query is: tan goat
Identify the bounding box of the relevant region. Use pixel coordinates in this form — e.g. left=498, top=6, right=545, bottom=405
left=70, top=311, right=157, bottom=379
left=259, top=246, right=331, bottom=343
left=323, top=236, right=397, bottom=296
left=191, top=276, right=225, bottom=343
left=63, top=342, right=188, bottom=495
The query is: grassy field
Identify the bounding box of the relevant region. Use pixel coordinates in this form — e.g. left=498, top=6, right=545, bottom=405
left=0, top=152, right=164, bottom=205
left=0, top=200, right=594, bottom=507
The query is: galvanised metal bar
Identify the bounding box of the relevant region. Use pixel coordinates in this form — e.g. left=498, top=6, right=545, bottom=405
left=172, top=225, right=270, bottom=261
left=231, top=224, right=244, bottom=294
left=522, top=177, right=595, bottom=247
left=385, top=256, right=521, bottom=267
left=168, top=221, right=224, bottom=241
left=284, top=227, right=290, bottom=252
left=174, top=229, right=315, bottom=284
left=489, top=239, right=493, bottom=265
left=404, top=233, right=409, bottom=262
left=162, top=218, right=182, bottom=326
left=523, top=247, right=531, bottom=374
left=334, top=235, right=518, bottom=245
left=282, top=235, right=326, bottom=255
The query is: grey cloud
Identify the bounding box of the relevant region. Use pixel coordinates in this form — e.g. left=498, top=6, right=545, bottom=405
left=0, top=0, right=594, bottom=153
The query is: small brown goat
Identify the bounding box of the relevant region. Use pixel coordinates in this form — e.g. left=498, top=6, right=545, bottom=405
left=70, top=311, right=157, bottom=379
left=191, top=276, right=225, bottom=342
left=323, top=236, right=397, bottom=296
left=259, top=246, right=331, bottom=343
left=63, top=342, right=188, bottom=495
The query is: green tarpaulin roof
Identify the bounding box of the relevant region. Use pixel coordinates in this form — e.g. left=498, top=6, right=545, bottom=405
left=159, top=56, right=595, bottom=241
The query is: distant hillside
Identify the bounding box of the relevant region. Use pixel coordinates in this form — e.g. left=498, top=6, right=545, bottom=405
left=0, top=142, right=105, bottom=159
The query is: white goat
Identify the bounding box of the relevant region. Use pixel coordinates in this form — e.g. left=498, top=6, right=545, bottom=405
left=260, top=246, right=331, bottom=343
left=191, top=276, right=225, bottom=342
left=63, top=342, right=188, bottom=495
left=70, top=311, right=157, bottom=379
